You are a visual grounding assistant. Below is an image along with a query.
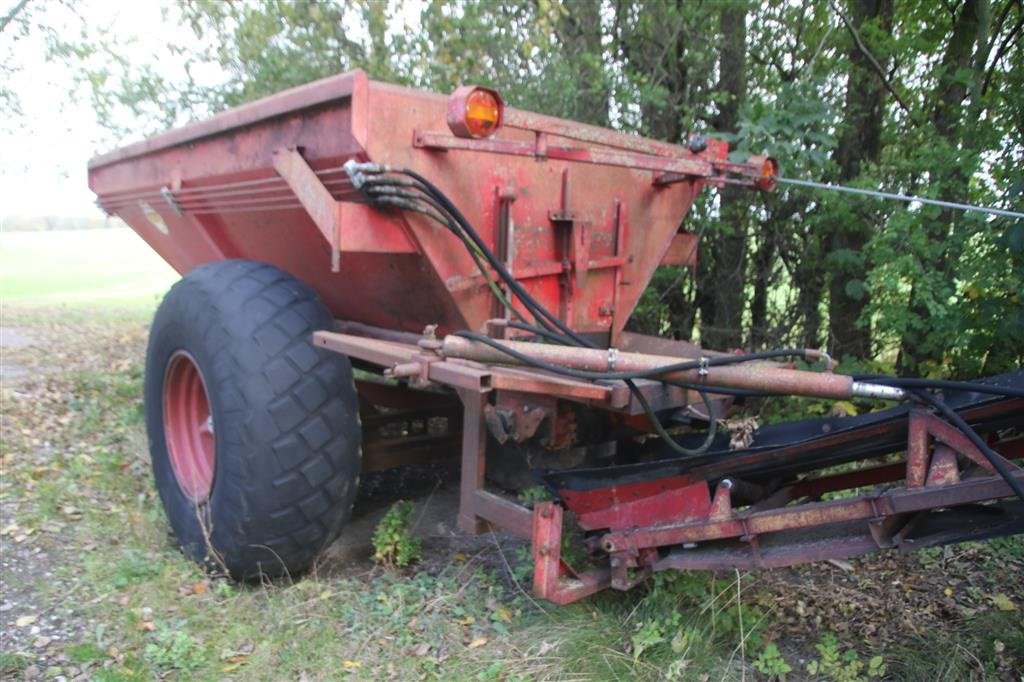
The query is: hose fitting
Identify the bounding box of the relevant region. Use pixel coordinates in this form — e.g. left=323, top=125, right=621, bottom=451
left=851, top=381, right=907, bottom=401
left=343, top=160, right=388, bottom=189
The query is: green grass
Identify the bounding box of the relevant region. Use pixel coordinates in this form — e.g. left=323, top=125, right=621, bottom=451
left=1, top=232, right=1020, bottom=680
left=0, top=227, right=177, bottom=307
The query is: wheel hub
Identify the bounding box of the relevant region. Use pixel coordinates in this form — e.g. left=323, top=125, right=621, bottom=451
left=163, top=351, right=215, bottom=502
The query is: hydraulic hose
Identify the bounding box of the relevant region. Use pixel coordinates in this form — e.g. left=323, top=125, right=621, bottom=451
left=912, top=389, right=1024, bottom=503
left=348, top=163, right=1024, bottom=465
left=853, top=376, right=1024, bottom=400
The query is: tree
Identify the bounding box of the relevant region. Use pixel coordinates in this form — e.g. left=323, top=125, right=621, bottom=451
left=698, top=0, right=749, bottom=350
left=54, top=0, right=1023, bottom=376
left=827, top=0, right=892, bottom=360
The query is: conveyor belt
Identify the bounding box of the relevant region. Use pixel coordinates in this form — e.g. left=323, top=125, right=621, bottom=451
left=539, top=369, right=1024, bottom=496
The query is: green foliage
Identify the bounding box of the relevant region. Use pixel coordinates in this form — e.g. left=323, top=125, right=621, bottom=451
left=47, top=0, right=1024, bottom=371
left=142, top=621, right=209, bottom=673
left=516, top=485, right=552, bottom=509
left=0, top=652, right=30, bottom=677
left=66, top=642, right=107, bottom=665
left=372, top=500, right=422, bottom=568
left=627, top=572, right=767, bottom=675
left=754, top=642, right=793, bottom=678
left=805, top=633, right=885, bottom=682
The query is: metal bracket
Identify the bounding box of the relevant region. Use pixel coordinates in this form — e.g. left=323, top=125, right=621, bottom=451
left=273, top=147, right=342, bottom=272
left=532, top=502, right=611, bottom=604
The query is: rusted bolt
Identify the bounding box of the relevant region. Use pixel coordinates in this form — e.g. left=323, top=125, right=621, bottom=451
left=538, top=547, right=549, bottom=557
left=540, top=506, right=553, bottom=518
left=603, top=540, right=614, bottom=552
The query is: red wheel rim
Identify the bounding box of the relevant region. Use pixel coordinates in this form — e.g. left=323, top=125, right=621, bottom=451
left=163, top=351, right=215, bottom=502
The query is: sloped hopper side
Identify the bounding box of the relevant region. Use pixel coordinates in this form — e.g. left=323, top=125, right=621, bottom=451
left=88, top=70, right=710, bottom=339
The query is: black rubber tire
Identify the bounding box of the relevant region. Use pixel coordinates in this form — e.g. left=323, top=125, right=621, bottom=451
left=144, top=260, right=361, bottom=579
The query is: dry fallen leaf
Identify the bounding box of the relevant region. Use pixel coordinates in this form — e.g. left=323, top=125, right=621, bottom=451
left=15, top=615, right=37, bottom=627
left=342, top=660, right=362, bottom=670
left=468, top=637, right=487, bottom=649
left=990, top=593, right=1017, bottom=611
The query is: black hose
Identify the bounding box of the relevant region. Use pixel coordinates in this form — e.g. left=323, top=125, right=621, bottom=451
left=912, top=389, right=1024, bottom=502
left=361, top=170, right=829, bottom=455
left=365, top=169, right=1024, bottom=477
left=376, top=171, right=725, bottom=454
left=854, top=376, right=1024, bottom=400
left=393, top=169, right=590, bottom=344
left=504, top=320, right=579, bottom=346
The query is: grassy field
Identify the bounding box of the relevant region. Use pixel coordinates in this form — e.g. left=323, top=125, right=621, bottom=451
left=1, top=229, right=1022, bottom=680
left=0, top=228, right=177, bottom=308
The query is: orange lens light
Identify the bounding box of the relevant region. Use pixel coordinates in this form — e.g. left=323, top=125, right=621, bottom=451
left=447, top=86, right=505, bottom=138
left=464, top=89, right=502, bottom=138
left=752, top=156, right=779, bottom=191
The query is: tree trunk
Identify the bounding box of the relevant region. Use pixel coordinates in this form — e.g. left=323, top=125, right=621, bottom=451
left=898, top=0, right=987, bottom=372
left=827, top=0, right=892, bottom=361
left=699, top=0, right=748, bottom=350
left=560, top=0, right=610, bottom=126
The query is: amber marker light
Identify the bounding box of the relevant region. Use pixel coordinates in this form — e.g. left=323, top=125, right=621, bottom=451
left=447, top=86, right=504, bottom=139
left=748, top=155, right=779, bottom=191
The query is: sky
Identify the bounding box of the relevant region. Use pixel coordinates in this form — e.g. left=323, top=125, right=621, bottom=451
left=0, top=0, right=416, bottom=222
left=0, top=0, right=200, bottom=220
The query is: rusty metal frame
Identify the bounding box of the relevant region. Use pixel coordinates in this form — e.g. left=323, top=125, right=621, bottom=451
left=273, top=148, right=343, bottom=272
left=314, top=326, right=1022, bottom=605
left=414, top=130, right=773, bottom=188
left=591, top=415, right=1023, bottom=576
left=532, top=502, right=610, bottom=604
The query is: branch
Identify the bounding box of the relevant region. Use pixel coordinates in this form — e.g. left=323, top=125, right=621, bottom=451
left=830, top=1, right=923, bottom=126
left=803, top=20, right=836, bottom=76
left=0, top=0, right=31, bottom=33
left=982, top=13, right=1023, bottom=96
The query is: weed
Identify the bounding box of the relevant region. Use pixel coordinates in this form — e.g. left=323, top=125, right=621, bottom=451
left=372, top=500, right=422, bottom=568
left=754, top=642, right=793, bottom=678
left=66, top=641, right=107, bottom=664
left=110, top=549, right=164, bottom=587
left=142, top=621, right=209, bottom=673
left=517, top=485, right=552, bottom=508
left=511, top=544, right=533, bottom=583
left=917, top=545, right=944, bottom=568
left=984, top=534, right=1024, bottom=563
left=805, top=633, right=885, bottom=681
left=626, top=571, right=766, bottom=678
left=0, top=652, right=30, bottom=676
